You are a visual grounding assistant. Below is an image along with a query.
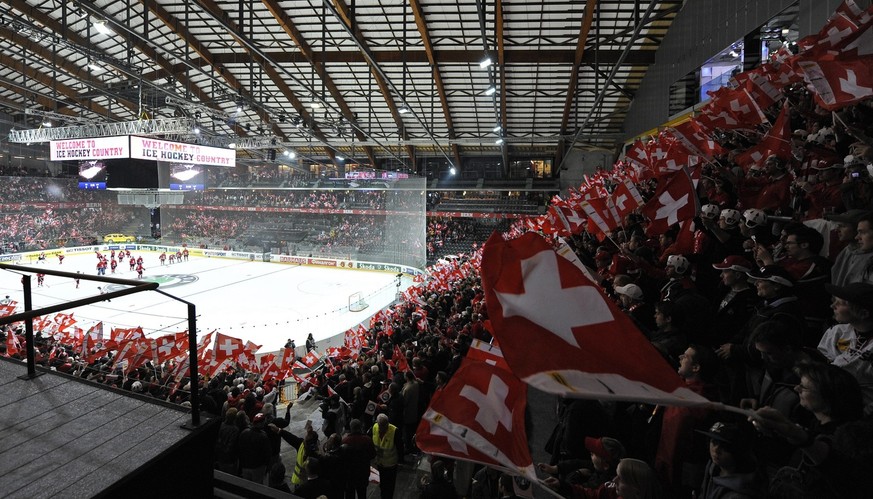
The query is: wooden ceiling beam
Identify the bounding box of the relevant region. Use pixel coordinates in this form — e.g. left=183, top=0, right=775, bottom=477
left=262, top=0, right=374, bottom=166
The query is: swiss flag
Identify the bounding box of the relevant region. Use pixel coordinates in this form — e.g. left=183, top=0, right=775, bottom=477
left=579, top=197, right=619, bottom=237
left=480, top=232, right=708, bottom=406
left=666, top=121, right=723, bottom=159
left=393, top=345, right=411, bottom=373
left=213, top=332, right=245, bottom=364
left=734, top=103, right=793, bottom=170
left=0, top=301, right=17, bottom=317
left=611, top=179, right=644, bottom=221
left=280, top=347, right=296, bottom=371
left=156, top=334, right=182, bottom=364
left=302, top=350, right=321, bottom=368
left=6, top=331, right=21, bottom=357
left=417, top=344, right=536, bottom=480
left=797, top=0, right=869, bottom=55
left=641, top=169, right=699, bottom=236
left=794, top=55, right=873, bottom=110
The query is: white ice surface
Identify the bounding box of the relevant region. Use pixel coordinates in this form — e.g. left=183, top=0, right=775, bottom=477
left=0, top=252, right=408, bottom=353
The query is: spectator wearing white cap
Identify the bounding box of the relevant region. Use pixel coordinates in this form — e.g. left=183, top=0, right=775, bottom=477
left=709, top=255, right=758, bottom=348
left=615, top=283, right=655, bottom=334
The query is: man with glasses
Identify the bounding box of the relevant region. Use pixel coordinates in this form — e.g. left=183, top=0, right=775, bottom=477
left=755, top=224, right=832, bottom=334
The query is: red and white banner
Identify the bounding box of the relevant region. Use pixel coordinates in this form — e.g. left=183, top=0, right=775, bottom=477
left=641, top=169, right=699, bottom=236
left=480, top=232, right=708, bottom=406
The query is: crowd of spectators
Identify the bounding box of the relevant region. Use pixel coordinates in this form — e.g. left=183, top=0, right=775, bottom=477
left=426, top=217, right=478, bottom=262
left=4, top=10, right=873, bottom=497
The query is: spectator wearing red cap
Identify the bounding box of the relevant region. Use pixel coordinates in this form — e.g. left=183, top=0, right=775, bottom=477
left=237, top=412, right=271, bottom=484
left=709, top=256, right=758, bottom=348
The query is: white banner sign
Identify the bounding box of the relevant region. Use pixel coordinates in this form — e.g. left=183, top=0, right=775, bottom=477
left=130, top=136, right=235, bottom=167
left=50, top=136, right=130, bottom=161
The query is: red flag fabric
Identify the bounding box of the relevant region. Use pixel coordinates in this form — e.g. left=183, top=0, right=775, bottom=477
left=641, top=169, right=699, bottom=236
left=6, top=331, right=20, bottom=357
left=393, top=345, right=411, bottom=373
left=666, top=121, right=724, bottom=160
left=417, top=346, right=536, bottom=480
left=794, top=55, right=873, bottom=110
left=480, top=231, right=708, bottom=406
left=611, top=179, right=644, bottom=221
left=0, top=301, right=17, bottom=318
left=734, top=103, right=793, bottom=170
left=579, top=197, right=619, bottom=237
left=213, top=332, right=245, bottom=364
left=280, top=347, right=296, bottom=371
left=302, top=350, right=321, bottom=368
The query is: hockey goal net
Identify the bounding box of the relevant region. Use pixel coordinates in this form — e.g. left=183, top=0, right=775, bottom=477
left=348, top=291, right=369, bottom=312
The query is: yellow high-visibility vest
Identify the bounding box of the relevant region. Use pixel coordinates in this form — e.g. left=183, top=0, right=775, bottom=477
left=372, top=423, right=398, bottom=467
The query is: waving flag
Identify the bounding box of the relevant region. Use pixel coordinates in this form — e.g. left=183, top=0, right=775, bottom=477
left=795, top=55, right=873, bottom=110
left=641, top=169, right=699, bottom=236
left=480, top=232, right=708, bottom=406
left=417, top=341, right=536, bottom=480
left=611, top=179, right=644, bottom=221
left=734, top=103, right=793, bottom=169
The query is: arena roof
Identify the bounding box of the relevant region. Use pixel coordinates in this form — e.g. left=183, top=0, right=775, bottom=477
left=0, top=0, right=682, bottom=171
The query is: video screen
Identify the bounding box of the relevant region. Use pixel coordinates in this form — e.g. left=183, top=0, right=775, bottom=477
left=78, top=160, right=107, bottom=189
left=106, top=158, right=159, bottom=189
left=168, top=163, right=205, bottom=191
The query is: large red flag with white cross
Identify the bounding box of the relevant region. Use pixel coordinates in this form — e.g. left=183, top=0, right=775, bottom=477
left=417, top=341, right=536, bottom=480
left=480, top=231, right=709, bottom=407
left=641, top=169, right=699, bottom=236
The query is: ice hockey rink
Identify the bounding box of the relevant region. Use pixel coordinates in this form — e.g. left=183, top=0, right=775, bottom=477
left=0, top=251, right=412, bottom=353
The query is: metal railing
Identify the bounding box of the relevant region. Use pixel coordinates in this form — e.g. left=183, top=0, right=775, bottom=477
left=0, top=263, right=203, bottom=427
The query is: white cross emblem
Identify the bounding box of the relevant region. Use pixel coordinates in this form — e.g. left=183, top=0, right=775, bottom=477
left=494, top=251, right=614, bottom=348
left=823, top=24, right=853, bottom=47
left=651, top=147, right=667, bottom=161
left=565, top=210, right=584, bottom=227
left=729, top=98, right=751, bottom=116
left=219, top=339, right=237, bottom=356
left=839, top=69, right=873, bottom=99
left=460, top=374, right=513, bottom=434
left=615, top=194, right=629, bottom=211
left=654, top=190, right=689, bottom=225
left=158, top=341, right=174, bottom=356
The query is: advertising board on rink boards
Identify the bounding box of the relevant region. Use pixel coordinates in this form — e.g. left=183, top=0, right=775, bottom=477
left=0, top=245, right=424, bottom=277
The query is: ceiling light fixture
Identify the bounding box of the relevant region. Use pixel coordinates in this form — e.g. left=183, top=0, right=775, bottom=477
left=495, top=137, right=504, bottom=145
left=227, top=142, right=236, bottom=149
left=398, top=105, right=410, bottom=114
left=479, top=56, right=492, bottom=69
left=87, top=61, right=103, bottom=73
left=93, top=20, right=114, bottom=36
left=485, top=86, right=497, bottom=96
left=493, top=125, right=501, bottom=133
